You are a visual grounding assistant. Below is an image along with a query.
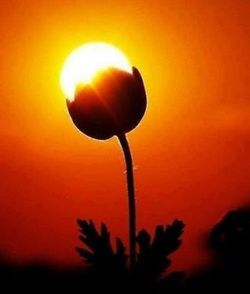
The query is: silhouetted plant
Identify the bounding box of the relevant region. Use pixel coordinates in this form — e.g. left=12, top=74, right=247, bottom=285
left=210, top=209, right=250, bottom=267
left=64, top=46, right=185, bottom=281
left=64, top=55, right=147, bottom=269
left=76, top=218, right=185, bottom=284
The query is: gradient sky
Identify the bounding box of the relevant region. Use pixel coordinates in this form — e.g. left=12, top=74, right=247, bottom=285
left=0, top=0, right=249, bottom=271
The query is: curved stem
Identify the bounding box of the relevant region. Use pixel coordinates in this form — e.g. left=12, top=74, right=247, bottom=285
left=117, top=133, right=136, bottom=270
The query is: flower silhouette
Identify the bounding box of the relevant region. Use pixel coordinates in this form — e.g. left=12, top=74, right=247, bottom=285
left=66, top=65, right=147, bottom=269
left=67, top=67, right=146, bottom=140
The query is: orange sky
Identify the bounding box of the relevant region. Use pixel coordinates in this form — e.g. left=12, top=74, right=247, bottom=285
left=0, top=0, right=249, bottom=271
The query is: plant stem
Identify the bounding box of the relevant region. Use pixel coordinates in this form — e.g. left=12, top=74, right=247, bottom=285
left=117, top=133, right=136, bottom=270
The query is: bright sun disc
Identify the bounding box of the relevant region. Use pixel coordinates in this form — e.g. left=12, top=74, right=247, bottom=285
left=60, top=42, right=132, bottom=101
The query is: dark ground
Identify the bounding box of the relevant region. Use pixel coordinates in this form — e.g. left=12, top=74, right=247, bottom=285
left=1, top=208, right=250, bottom=293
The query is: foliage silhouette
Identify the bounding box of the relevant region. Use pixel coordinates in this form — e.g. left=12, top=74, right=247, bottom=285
left=210, top=208, right=250, bottom=266
left=135, top=220, right=184, bottom=280
left=186, top=208, right=250, bottom=293
left=76, top=218, right=185, bottom=287
left=1, top=208, right=250, bottom=293
left=76, top=219, right=127, bottom=281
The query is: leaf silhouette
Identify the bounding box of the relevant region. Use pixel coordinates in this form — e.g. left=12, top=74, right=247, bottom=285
left=76, top=218, right=185, bottom=286
left=135, top=219, right=185, bottom=280
left=76, top=219, right=127, bottom=278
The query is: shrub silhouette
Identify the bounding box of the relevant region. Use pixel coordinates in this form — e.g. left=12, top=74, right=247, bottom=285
left=186, top=208, right=250, bottom=293
left=210, top=209, right=250, bottom=266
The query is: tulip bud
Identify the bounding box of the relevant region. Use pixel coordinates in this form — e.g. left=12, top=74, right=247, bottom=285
left=66, top=67, right=146, bottom=140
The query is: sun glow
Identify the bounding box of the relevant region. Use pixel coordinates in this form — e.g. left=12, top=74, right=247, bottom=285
left=60, top=42, right=132, bottom=101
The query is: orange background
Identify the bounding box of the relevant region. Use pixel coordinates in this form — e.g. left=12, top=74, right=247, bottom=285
left=0, top=0, right=249, bottom=271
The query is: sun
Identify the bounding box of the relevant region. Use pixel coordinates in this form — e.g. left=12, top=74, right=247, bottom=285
left=60, top=42, right=132, bottom=101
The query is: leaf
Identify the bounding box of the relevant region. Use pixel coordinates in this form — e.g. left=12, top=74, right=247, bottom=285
left=76, top=219, right=127, bottom=278
left=137, top=229, right=151, bottom=254
left=76, top=217, right=185, bottom=284
left=135, top=219, right=185, bottom=280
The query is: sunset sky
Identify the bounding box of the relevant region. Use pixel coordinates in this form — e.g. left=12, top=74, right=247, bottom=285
left=0, top=0, right=249, bottom=271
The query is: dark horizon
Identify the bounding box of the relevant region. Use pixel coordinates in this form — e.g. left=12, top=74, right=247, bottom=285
left=1, top=207, right=250, bottom=293
left=0, top=0, right=249, bottom=276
